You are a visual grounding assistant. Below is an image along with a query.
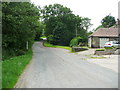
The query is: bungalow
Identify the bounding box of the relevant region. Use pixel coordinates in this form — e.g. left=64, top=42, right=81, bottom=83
left=88, top=27, right=120, bottom=48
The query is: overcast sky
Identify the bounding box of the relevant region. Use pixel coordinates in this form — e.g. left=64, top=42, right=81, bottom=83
left=31, top=0, right=119, bottom=31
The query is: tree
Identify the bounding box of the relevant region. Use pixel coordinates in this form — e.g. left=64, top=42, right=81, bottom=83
left=101, top=15, right=116, bottom=28
left=2, top=2, right=40, bottom=59
left=42, top=4, right=79, bottom=45
left=41, top=4, right=92, bottom=46
left=41, top=4, right=72, bottom=22
left=70, top=37, right=82, bottom=47
left=81, top=17, right=93, bottom=31
left=34, top=22, right=45, bottom=41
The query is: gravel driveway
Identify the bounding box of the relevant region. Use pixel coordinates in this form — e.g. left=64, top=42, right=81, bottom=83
left=15, top=42, right=118, bottom=88
left=78, top=49, right=118, bottom=72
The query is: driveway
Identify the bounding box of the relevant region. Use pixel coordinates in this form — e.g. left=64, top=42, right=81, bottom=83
left=15, top=42, right=118, bottom=88
left=78, top=49, right=118, bottom=72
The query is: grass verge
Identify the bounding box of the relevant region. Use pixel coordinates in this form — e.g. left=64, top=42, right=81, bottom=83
left=90, top=56, right=106, bottom=59
left=2, top=50, right=33, bottom=88
left=43, top=42, right=72, bottom=51
left=85, top=55, right=106, bottom=59
left=96, top=48, right=105, bottom=51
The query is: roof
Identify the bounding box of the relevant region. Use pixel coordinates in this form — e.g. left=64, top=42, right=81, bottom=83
left=90, top=28, right=119, bottom=37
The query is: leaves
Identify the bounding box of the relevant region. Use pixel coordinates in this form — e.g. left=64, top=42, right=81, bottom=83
left=2, top=2, right=40, bottom=59
left=101, top=15, right=116, bottom=28
left=41, top=4, right=92, bottom=46
left=70, top=37, right=82, bottom=47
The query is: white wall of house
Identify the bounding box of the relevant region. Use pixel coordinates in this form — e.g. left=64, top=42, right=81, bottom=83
left=92, top=37, right=99, bottom=47
left=89, top=36, right=118, bottom=48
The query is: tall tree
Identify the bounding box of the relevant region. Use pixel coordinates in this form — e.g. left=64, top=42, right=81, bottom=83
left=2, top=2, right=40, bottom=59
left=41, top=4, right=92, bottom=45
left=101, top=15, right=116, bottom=28
left=41, top=4, right=72, bottom=22
left=81, top=17, right=92, bottom=31
left=41, top=4, right=78, bottom=45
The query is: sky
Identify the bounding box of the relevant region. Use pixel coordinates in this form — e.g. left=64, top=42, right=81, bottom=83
left=31, top=0, right=119, bottom=31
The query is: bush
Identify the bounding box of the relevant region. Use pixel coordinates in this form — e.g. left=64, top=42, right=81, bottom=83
left=70, top=37, right=82, bottom=47
left=16, top=50, right=26, bottom=56
left=2, top=48, right=16, bottom=60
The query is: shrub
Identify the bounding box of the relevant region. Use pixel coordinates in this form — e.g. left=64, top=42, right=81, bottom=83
left=70, top=37, right=82, bottom=47
left=16, top=50, right=26, bottom=56
left=2, top=48, right=16, bottom=60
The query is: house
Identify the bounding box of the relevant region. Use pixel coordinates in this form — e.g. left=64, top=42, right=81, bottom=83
left=88, top=27, right=119, bottom=48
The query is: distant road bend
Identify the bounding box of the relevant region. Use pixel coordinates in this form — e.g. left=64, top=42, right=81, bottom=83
left=15, top=42, right=118, bottom=88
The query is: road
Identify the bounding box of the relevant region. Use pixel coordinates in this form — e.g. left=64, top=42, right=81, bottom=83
left=15, top=42, right=118, bottom=88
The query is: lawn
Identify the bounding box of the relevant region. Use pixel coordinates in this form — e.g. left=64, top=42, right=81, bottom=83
left=43, top=42, right=72, bottom=51
left=2, top=50, right=32, bottom=88
left=96, top=48, right=105, bottom=51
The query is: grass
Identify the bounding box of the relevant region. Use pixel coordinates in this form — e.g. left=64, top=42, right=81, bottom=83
left=104, top=47, right=114, bottom=49
left=2, top=50, right=33, bottom=88
left=85, top=54, right=106, bottom=59
left=90, top=56, right=106, bottom=59
left=96, top=48, right=105, bottom=51
left=43, top=42, right=72, bottom=51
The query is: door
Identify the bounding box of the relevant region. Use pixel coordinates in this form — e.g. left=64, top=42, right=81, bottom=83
left=100, top=38, right=109, bottom=48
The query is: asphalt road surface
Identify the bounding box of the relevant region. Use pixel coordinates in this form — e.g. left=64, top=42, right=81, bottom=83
left=15, top=42, right=118, bottom=88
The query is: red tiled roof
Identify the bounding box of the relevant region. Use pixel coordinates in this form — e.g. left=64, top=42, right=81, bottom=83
left=90, top=28, right=119, bottom=37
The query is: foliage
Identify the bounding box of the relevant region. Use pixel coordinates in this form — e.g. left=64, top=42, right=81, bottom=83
left=101, top=15, right=116, bottom=28
left=41, top=4, right=92, bottom=46
left=2, top=50, right=32, bottom=88
left=40, top=36, right=47, bottom=39
left=41, top=4, right=72, bottom=22
left=47, top=35, right=54, bottom=43
left=70, top=37, right=82, bottom=47
left=81, top=17, right=93, bottom=30
left=2, top=2, right=40, bottom=60
left=87, top=31, right=93, bottom=36
left=43, top=41, right=72, bottom=51
left=34, top=22, right=45, bottom=41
